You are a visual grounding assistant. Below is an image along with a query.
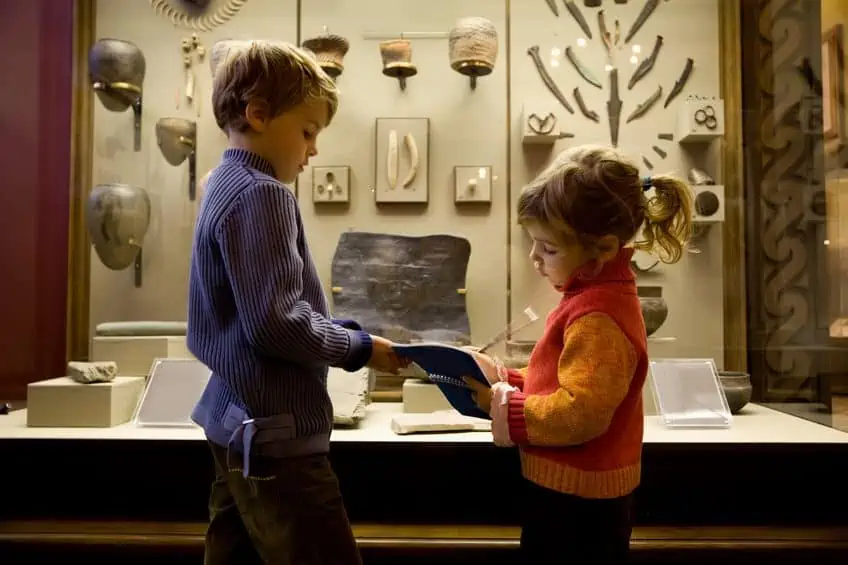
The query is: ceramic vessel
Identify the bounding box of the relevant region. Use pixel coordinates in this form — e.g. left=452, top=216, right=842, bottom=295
left=718, top=371, right=752, bottom=414
left=638, top=286, right=668, bottom=337
left=504, top=340, right=535, bottom=369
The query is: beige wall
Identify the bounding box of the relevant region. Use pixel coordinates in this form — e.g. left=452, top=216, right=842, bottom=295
left=89, top=0, right=724, bottom=364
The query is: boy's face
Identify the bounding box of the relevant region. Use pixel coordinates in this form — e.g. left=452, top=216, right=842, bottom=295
left=247, top=99, right=328, bottom=183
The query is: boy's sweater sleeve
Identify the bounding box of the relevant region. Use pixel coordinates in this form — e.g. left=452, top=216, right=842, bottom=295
left=216, top=182, right=372, bottom=371
left=506, top=313, right=637, bottom=446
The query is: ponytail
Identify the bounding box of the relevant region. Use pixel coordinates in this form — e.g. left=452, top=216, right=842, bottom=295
left=634, top=174, right=693, bottom=264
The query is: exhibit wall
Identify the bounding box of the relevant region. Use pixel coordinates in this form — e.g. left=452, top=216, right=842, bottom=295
left=87, top=0, right=725, bottom=365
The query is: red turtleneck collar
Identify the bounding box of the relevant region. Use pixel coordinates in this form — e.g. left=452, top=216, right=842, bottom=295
left=558, top=248, right=636, bottom=293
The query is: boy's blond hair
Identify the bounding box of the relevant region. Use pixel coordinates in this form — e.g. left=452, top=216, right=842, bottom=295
left=211, top=40, right=339, bottom=134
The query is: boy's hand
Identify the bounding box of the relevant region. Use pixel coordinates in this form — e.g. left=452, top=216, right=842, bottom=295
left=367, top=335, right=409, bottom=374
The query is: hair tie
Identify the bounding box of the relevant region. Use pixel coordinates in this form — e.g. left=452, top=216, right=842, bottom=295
left=641, top=176, right=653, bottom=191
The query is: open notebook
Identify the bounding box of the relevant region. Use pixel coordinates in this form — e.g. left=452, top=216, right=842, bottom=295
left=392, top=342, right=491, bottom=420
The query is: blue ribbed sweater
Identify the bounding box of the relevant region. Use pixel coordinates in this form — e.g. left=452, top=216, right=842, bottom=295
left=187, top=148, right=373, bottom=453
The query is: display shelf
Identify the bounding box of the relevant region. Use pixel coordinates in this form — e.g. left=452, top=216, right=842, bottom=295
left=677, top=98, right=726, bottom=143
left=1, top=401, right=846, bottom=444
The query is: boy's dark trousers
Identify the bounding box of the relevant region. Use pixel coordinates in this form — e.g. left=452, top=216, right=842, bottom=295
left=521, top=479, right=633, bottom=565
left=204, top=441, right=362, bottom=565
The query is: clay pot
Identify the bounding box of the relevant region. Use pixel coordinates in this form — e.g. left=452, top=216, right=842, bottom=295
left=638, top=286, right=668, bottom=337
left=718, top=371, right=752, bottom=414
left=504, top=340, right=535, bottom=369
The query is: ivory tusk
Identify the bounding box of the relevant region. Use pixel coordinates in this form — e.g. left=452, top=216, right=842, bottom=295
left=401, top=133, right=419, bottom=189
left=387, top=129, right=398, bottom=189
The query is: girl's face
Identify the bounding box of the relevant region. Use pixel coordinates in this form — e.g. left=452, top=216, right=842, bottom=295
left=525, top=223, right=591, bottom=291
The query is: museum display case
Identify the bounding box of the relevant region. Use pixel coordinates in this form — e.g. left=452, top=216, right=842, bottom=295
left=1, top=0, right=848, bottom=564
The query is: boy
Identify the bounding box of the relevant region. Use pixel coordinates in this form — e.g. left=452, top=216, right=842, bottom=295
left=187, top=40, right=405, bottom=565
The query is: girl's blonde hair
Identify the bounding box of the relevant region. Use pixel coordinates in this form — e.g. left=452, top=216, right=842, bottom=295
left=517, top=145, right=693, bottom=263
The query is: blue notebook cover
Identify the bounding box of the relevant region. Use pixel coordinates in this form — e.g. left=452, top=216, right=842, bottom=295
left=392, top=343, right=491, bottom=420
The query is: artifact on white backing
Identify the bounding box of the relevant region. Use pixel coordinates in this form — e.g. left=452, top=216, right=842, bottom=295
left=302, top=33, right=350, bottom=79
left=386, top=129, right=399, bottom=189
left=86, top=184, right=151, bottom=288
left=379, top=39, right=417, bottom=90
left=147, top=0, right=249, bottom=32
left=156, top=118, right=198, bottom=200
left=527, top=112, right=557, bottom=135
left=327, top=367, right=370, bottom=426
left=448, top=17, right=498, bottom=89
left=401, top=133, right=419, bottom=188
left=88, top=38, right=146, bottom=151
left=374, top=118, right=430, bottom=202
left=179, top=33, right=206, bottom=113
left=68, top=361, right=118, bottom=384
left=527, top=45, right=574, bottom=114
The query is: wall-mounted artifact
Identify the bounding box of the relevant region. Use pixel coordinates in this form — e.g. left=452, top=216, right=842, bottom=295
left=179, top=33, right=205, bottom=111
left=615, top=0, right=629, bottom=3
left=545, top=0, right=560, bottom=16
left=652, top=145, right=667, bottom=159
left=664, top=57, right=694, bottom=108
left=330, top=232, right=472, bottom=344
left=312, top=166, right=350, bottom=203
left=624, top=0, right=660, bottom=44
left=574, top=88, right=600, bottom=122
left=677, top=96, right=725, bottom=142
left=527, top=112, right=557, bottom=135
left=155, top=118, right=197, bottom=201
left=527, top=45, right=574, bottom=114
left=379, top=39, right=417, bottom=90
left=209, top=38, right=249, bottom=77
left=625, top=85, right=662, bottom=123
left=302, top=33, right=350, bottom=79
left=691, top=184, right=725, bottom=222
left=86, top=183, right=151, bottom=288
left=454, top=166, right=492, bottom=204
left=521, top=104, right=564, bottom=144
left=375, top=118, right=429, bottom=203
left=658, top=132, right=674, bottom=141
left=565, top=46, right=602, bottom=89
left=565, top=1, right=593, bottom=39
left=448, top=17, right=498, bottom=90
left=688, top=167, right=714, bottom=185
left=637, top=285, right=668, bottom=337
left=628, top=35, right=663, bottom=90
left=88, top=38, right=145, bottom=152
left=147, top=0, right=249, bottom=32
left=598, top=10, right=614, bottom=60
left=642, top=155, right=653, bottom=170
left=584, top=0, right=602, bottom=6
left=606, top=68, right=622, bottom=147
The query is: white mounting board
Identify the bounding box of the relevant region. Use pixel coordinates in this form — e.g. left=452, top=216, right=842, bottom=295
left=133, top=358, right=211, bottom=428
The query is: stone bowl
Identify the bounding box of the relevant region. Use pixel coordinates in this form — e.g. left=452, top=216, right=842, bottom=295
left=718, top=371, right=752, bottom=414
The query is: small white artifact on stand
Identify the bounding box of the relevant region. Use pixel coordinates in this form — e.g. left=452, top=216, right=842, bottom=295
left=327, top=367, right=370, bottom=426
left=91, top=321, right=193, bottom=377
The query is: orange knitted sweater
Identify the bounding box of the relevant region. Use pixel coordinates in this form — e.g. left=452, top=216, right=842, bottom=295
left=503, top=248, right=647, bottom=499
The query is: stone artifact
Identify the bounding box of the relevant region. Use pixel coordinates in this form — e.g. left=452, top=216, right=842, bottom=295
left=624, top=0, right=660, bottom=44
left=626, top=85, right=662, bottom=123
left=86, top=183, right=151, bottom=288
left=629, top=35, right=663, bottom=90
left=574, top=88, right=599, bottom=122
left=448, top=17, right=499, bottom=89
left=88, top=38, right=145, bottom=151
left=156, top=118, right=198, bottom=201
left=607, top=68, right=623, bottom=147
left=527, top=112, right=557, bottom=135
left=718, top=371, right=752, bottom=414
left=68, top=361, right=118, bottom=384
left=652, top=145, right=667, bottom=159
left=302, top=33, right=350, bottom=79
left=545, top=0, right=560, bottom=16
left=330, top=232, right=472, bottom=344
left=380, top=38, right=417, bottom=90
left=638, top=285, right=668, bottom=336
left=391, top=410, right=491, bottom=434
left=565, top=46, right=602, bottom=89
left=528, top=45, right=574, bottom=114
left=209, top=39, right=249, bottom=77
left=564, top=1, right=593, bottom=39
left=327, top=367, right=370, bottom=426
left=664, top=58, right=694, bottom=108
left=147, top=0, right=249, bottom=32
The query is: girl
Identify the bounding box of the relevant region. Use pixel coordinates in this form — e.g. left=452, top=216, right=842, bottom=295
left=465, top=145, right=693, bottom=564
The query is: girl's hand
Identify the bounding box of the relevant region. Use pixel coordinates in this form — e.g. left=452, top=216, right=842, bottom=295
left=462, top=348, right=503, bottom=385
left=463, top=377, right=492, bottom=414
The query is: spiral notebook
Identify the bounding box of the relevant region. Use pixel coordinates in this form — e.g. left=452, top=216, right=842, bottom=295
left=392, top=343, right=491, bottom=420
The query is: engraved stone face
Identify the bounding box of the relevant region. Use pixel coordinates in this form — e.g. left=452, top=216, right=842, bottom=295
left=331, top=232, right=472, bottom=344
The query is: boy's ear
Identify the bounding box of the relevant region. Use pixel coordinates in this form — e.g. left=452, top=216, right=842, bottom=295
left=244, top=99, right=269, bottom=132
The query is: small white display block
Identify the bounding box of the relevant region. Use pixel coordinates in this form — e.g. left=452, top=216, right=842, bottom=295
left=692, top=185, right=725, bottom=223
left=91, top=335, right=193, bottom=377
left=312, top=166, right=350, bottom=203
left=521, top=103, right=561, bottom=145
left=454, top=166, right=492, bottom=203
left=402, top=379, right=453, bottom=413
left=649, top=358, right=732, bottom=428
left=677, top=99, right=725, bottom=143
left=27, top=376, right=145, bottom=428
